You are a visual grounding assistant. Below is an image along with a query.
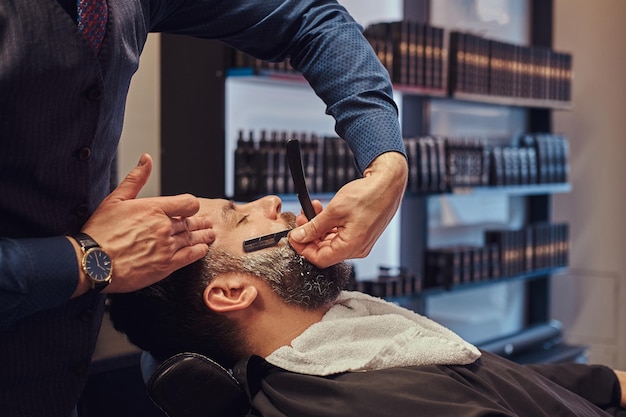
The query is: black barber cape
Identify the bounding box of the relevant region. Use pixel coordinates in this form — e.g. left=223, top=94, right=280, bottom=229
left=233, top=350, right=625, bottom=417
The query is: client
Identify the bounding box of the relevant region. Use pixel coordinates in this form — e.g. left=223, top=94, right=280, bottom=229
left=109, top=195, right=626, bottom=417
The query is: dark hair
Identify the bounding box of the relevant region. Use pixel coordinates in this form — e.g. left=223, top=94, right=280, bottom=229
left=108, top=255, right=247, bottom=368
left=109, top=244, right=351, bottom=368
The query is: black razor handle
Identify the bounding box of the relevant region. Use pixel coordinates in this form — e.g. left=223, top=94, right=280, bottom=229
left=286, top=139, right=316, bottom=220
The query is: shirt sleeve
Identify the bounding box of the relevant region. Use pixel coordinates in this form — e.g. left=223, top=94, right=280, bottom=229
left=0, top=237, right=78, bottom=328
left=149, top=0, right=405, bottom=173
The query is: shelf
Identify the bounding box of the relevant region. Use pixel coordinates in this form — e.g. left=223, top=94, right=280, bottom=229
left=442, top=266, right=567, bottom=292
left=395, top=85, right=573, bottom=110
left=450, top=92, right=573, bottom=110
left=388, top=266, right=568, bottom=303
left=284, top=184, right=569, bottom=199
left=226, top=70, right=573, bottom=111
left=226, top=69, right=310, bottom=89
left=227, top=71, right=447, bottom=98
left=391, top=83, right=448, bottom=98
left=448, top=183, right=572, bottom=196
left=403, top=183, right=572, bottom=199
left=231, top=183, right=571, bottom=204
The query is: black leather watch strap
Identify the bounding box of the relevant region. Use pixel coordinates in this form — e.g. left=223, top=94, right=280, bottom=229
left=72, top=232, right=99, bottom=252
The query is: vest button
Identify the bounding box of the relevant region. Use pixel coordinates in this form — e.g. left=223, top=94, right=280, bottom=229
left=85, top=85, right=103, bottom=102
left=78, top=147, right=92, bottom=160
left=77, top=308, right=94, bottom=323
left=70, top=361, right=89, bottom=376
left=75, top=204, right=89, bottom=219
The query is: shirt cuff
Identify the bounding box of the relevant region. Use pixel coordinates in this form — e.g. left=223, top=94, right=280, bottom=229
left=344, top=112, right=406, bottom=173
left=17, top=236, right=78, bottom=319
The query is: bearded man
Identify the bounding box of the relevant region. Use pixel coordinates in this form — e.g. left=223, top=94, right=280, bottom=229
left=109, top=195, right=626, bottom=417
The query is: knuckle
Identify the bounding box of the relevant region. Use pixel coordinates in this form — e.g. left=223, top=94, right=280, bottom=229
left=182, top=194, right=200, bottom=209
left=181, top=217, right=192, bottom=232
left=184, top=232, right=195, bottom=246
left=307, top=219, right=323, bottom=236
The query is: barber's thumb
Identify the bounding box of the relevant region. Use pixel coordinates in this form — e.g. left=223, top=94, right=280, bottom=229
left=290, top=218, right=324, bottom=243
left=109, top=153, right=152, bottom=202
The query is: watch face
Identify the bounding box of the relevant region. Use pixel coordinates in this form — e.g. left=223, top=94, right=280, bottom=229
left=83, top=248, right=112, bottom=282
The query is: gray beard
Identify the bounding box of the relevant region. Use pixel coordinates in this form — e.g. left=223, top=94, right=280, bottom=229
left=204, top=243, right=350, bottom=309
left=218, top=210, right=349, bottom=308
left=239, top=244, right=351, bottom=309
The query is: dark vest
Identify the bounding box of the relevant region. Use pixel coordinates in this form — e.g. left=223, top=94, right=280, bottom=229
left=0, top=1, right=150, bottom=415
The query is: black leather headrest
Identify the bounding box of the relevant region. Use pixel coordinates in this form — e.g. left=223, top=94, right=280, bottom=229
left=146, top=352, right=249, bottom=417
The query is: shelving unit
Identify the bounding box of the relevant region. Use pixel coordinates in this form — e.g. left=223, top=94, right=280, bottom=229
left=408, top=0, right=582, bottom=363
left=158, top=0, right=584, bottom=364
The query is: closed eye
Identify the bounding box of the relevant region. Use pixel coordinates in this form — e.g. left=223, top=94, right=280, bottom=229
left=222, top=200, right=246, bottom=227
left=237, top=214, right=249, bottom=225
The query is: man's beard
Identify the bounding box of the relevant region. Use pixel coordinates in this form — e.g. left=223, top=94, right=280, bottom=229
left=239, top=244, right=351, bottom=309
left=241, top=211, right=350, bottom=308
left=206, top=212, right=351, bottom=309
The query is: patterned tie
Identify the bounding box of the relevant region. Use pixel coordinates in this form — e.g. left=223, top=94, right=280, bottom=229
left=77, top=0, right=108, bottom=54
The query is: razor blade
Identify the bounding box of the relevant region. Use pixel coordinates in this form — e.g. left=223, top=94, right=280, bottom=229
left=243, top=229, right=290, bottom=253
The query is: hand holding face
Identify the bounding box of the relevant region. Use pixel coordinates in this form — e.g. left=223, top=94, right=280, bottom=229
left=71, top=154, right=215, bottom=295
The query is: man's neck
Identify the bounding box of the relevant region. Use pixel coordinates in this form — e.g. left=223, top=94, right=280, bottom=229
left=245, top=294, right=329, bottom=358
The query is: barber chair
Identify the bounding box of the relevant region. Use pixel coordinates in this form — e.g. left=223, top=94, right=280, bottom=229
left=141, top=352, right=250, bottom=417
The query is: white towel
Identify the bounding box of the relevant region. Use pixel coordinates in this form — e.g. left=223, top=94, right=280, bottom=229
left=265, top=291, right=481, bottom=376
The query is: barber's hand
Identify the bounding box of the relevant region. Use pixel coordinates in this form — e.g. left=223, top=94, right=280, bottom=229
left=71, top=154, right=215, bottom=296
left=289, top=151, right=407, bottom=268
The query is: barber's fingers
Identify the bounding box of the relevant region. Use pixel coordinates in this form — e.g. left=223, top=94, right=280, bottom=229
left=289, top=202, right=351, bottom=268
left=171, top=217, right=189, bottom=235
left=169, top=204, right=216, bottom=235
left=107, top=154, right=152, bottom=202
left=170, top=223, right=215, bottom=249
left=169, top=209, right=215, bottom=251
left=289, top=220, right=347, bottom=268
left=170, top=215, right=212, bottom=235
left=148, top=193, right=200, bottom=218
left=290, top=199, right=343, bottom=244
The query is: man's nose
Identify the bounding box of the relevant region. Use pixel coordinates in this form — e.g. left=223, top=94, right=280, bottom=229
left=258, top=195, right=282, bottom=220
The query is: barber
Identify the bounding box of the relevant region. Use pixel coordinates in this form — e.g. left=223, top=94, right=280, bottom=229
left=0, top=1, right=406, bottom=416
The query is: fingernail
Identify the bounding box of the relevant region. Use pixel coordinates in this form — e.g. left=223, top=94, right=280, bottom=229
left=137, top=154, right=147, bottom=166
left=291, top=227, right=305, bottom=242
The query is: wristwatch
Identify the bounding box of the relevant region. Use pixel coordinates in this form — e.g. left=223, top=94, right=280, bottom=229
left=72, top=232, right=113, bottom=292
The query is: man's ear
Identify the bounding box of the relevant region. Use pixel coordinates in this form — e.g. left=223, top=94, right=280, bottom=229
left=203, top=273, right=258, bottom=313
